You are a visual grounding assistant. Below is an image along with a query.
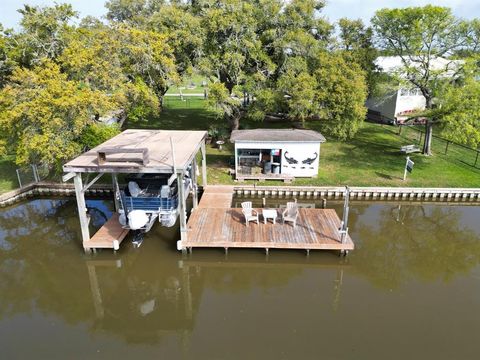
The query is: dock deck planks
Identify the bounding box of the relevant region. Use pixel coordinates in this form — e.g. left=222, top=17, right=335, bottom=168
left=84, top=213, right=130, bottom=249
left=198, top=186, right=234, bottom=208
left=185, top=207, right=354, bottom=251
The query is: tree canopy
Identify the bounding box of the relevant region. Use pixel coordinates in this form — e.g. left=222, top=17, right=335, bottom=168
left=0, top=61, right=115, bottom=168
left=0, top=1, right=478, bottom=169
left=372, top=5, right=479, bottom=154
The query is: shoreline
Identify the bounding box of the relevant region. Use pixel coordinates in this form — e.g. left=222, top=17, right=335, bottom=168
left=2, top=181, right=479, bottom=207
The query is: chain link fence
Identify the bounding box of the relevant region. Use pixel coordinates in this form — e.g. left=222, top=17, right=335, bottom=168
left=392, top=125, right=480, bottom=169
left=15, top=164, right=50, bottom=188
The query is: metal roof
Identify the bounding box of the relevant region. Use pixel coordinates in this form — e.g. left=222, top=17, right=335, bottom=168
left=230, top=129, right=326, bottom=143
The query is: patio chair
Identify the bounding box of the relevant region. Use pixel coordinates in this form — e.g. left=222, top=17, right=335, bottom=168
left=241, top=201, right=259, bottom=226
left=282, top=201, right=299, bottom=227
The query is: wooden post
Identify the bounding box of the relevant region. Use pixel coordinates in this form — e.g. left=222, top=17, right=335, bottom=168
left=340, top=186, right=350, bottom=244
left=234, top=145, right=238, bottom=179
left=177, top=171, right=188, bottom=248
left=201, top=140, right=207, bottom=187
left=74, top=173, right=90, bottom=246
left=112, top=173, right=120, bottom=212
left=31, top=164, right=39, bottom=182
left=16, top=169, right=23, bottom=188
left=192, top=158, right=198, bottom=209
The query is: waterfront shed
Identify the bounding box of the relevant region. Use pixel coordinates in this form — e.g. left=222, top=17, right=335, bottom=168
left=230, top=129, right=326, bottom=181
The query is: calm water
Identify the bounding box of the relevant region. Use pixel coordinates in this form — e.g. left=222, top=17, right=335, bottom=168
left=1, top=197, right=480, bottom=359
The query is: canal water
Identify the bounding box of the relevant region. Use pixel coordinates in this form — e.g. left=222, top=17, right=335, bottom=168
left=1, top=197, right=480, bottom=359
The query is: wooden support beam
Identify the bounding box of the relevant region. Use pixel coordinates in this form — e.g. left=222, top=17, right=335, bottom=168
left=112, top=173, right=120, bottom=212
left=192, top=157, right=198, bottom=209
left=177, top=171, right=188, bottom=250
left=167, top=173, right=176, bottom=186
left=82, top=173, right=104, bottom=193
left=62, top=172, right=76, bottom=182
left=201, top=140, right=207, bottom=187
left=74, top=173, right=90, bottom=246
left=170, top=137, right=177, bottom=172
left=234, top=145, right=238, bottom=179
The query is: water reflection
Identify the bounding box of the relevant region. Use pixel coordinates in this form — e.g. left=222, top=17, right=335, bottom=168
left=84, top=251, right=349, bottom=345
left=1, top=198, right=480, bottom=357
left=0, top=199, right=349, bottom=346
left=350, top=204, right=480, bottom=289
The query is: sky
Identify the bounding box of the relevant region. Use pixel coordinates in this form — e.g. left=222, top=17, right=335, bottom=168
left=0, top=0, right=479, bottom=29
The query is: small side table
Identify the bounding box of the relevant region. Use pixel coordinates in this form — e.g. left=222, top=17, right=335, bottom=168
left=262, top=209, right=278, bottom=224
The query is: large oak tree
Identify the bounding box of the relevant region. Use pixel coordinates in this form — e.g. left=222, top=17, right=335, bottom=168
left=372, top=5, right=477, bottom=155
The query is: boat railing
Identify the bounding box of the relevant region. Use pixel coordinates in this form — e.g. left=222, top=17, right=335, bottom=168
left=120, top=191, right=178, bottom=213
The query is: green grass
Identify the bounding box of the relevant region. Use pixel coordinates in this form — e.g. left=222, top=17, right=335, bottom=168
left=125, top=97, right=216, bottom=130
left=205, top=122, right=480, bottom=188
left=299, top=123, right=480, bottom=187
left=166, top=74, right=209, bottom=95
left=0, top=156, right=18, bottom=194
left=129, top=98, right=479, bottom=188
left=2, top=98, right=479, bottom=194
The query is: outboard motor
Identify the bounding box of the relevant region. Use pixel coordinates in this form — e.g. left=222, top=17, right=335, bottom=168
left=128, top=210, right=149, bottom=230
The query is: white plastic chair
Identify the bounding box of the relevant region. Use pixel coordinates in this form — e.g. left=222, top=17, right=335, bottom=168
left=282, top=201, right=299, bottom=227
left=241, top=201, right=259, bottom=226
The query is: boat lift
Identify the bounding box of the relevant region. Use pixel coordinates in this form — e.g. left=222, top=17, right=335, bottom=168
left=62, top=129, right=208, bottom=252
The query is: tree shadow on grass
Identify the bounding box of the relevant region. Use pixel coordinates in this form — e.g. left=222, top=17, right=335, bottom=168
left=207, top=153, right=233, bottom=167
left=328, top=142, right=405, bottom=175
left=125, top=99, right=217, bottom=130
left=375, top=172, right=395, bottom=180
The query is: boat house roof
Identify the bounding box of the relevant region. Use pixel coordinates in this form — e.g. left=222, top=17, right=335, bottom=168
left=63, top=129, right=207, bottom=174
left=230, top=129, right=326, bottom=143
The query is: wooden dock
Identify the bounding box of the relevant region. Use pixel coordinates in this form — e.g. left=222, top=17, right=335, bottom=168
left=184, top=207, right=354, bottom=252
left=84, top=213, right=130, bottom=250
left=199, top=185, right=234, bottom=208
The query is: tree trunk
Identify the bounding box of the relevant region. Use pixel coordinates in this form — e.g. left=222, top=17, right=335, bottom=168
left=421, top=94, right=433, bottom=155
left=423, top=121, right=433, bottom=155
left=219, top=71, right=235, bottom=94
left=229, top=112, right=240, bottom=131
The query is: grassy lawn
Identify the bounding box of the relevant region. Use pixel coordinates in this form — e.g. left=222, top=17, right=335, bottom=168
left=2, top=98, right=479, bottom=195
left=0, top=156, right=18, bottom=194
left=205, top=123, right=480, bottom=188
left=129, top=98, right=480, bottom=188
left=125, top=97, right=216, bottom=130
left=299, top=123, right=480, bottom=187
left=165, top=74, right=209, bottom=95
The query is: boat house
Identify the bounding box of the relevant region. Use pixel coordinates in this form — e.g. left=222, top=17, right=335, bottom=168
left=63, top=129, right=207, bottom=252
left=230, top=129, right=326, bottom=181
